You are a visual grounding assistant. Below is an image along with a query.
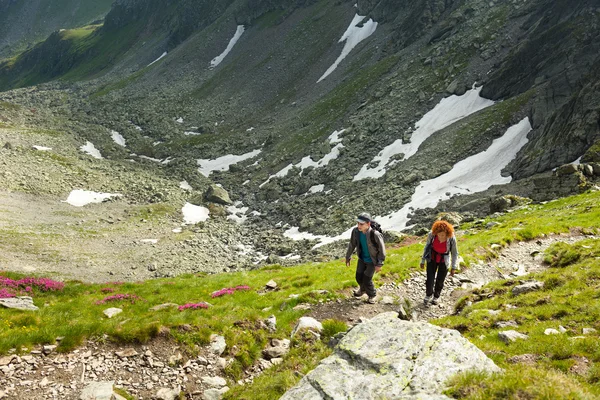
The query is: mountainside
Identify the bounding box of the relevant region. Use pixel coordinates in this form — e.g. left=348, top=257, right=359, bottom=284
left=0, top=0, right=599, bottom=267
left=0, top=0, right=114, bottom=58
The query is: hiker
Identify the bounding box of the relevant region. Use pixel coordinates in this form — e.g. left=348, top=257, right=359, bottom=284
left=420, top=220, right=459, bottom=305
left=345, top=212, right=386, bottom=304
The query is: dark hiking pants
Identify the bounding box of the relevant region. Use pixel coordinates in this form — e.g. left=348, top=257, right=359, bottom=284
left=356, top=259, right=376, bottom=297
left=426, top=260, right=448, bottom=298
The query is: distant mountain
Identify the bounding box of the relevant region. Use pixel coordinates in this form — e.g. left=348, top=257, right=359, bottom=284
left=0, top=0, right=114, bottom=58
left=0, top=0, right=599, bottom=237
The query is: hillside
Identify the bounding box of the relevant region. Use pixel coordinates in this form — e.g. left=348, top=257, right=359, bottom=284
left=0, top=189, right=599, bottom=399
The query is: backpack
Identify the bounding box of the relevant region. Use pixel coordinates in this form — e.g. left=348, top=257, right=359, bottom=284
left=370, top=220, right=383, bottom=242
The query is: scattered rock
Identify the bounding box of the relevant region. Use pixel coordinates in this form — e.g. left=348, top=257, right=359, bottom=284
left=494, top=320, right=518, bottom=328
left=498, top=330, right=529, bottom=344
left=201, top=376, right=227, bottom=388
left=583, top=327, right=597, bottom=335
left=544, top=328, right=560, bottom=335
left=512, top=281, right=544, bottom=295
left=265, top=315, right=277, bottom=332
left=203, top=387, right=229, bottom=400
left=291, top=317, right=323, bottom=338
left=265, top=280, right=278, bottom=289
left=507, top=354, right=539, bottom=365
left=103, top=308, right=123, bottom=318
left=115, top=348, right=138, bottom=358
left=79, top=381, right=114, bottom=400
left=0, top=296, right=38, bottom=311
left=204, top=185, right=232, bottom=205
left=210, top=335, right=227, bottom=355
left=155, top=387, right=181, bottom=400
left=149, top=303, right=179, bottom=311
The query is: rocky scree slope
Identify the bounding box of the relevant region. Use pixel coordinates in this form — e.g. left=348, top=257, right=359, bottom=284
left=0, top=0, right=599, bottom=239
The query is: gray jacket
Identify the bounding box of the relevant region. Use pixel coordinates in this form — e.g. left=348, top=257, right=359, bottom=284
left=421, top=232, right=459, bottom=270
left=346, top=227, right=386, bottom=266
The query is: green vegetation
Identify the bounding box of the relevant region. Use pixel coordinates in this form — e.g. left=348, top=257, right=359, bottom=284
left=2, top=190, right=600, bottom=398
left=437, top=236, right=600, bottom=399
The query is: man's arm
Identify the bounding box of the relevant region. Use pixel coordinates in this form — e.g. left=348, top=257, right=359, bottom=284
left=345, top=229, right=357, bottom=265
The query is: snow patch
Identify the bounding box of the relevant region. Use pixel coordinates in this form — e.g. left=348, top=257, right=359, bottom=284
left=318, top=15, right=378, bottom=83
left=140, top=239, right=159, bottom=244
left=179, top=181, right=193, bottom=191
left=328, top=129, right=345, bottom=144
left=210, top=25, right=245, bottom=68
left=80, top=141, right=103, bottom=159
left=182, top=203, right=210, bottom=225
left=148, top=51, right=167, bottom=66
left=32, top=145, right=52, bottom=151
left=375, top=117, right=532, bottom=231
left=110, top=130, right=126, bottom=147
left=227, top=202, right=250, bottom=224
left=184, top=131, right=201, bottom=136
left=354, top=86, right=495, bottom=181
left=197, top=149, right=261, bottom=177
left=176, top=117, right=184, bottom=124
left=64, top=190, right=121, bottom=207
left=307, top=184, right=325, bottom=194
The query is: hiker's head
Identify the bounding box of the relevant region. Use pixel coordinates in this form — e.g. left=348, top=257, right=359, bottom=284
left=431, top=220, right=454, bottom=241
left=356, top=212, right=372, bottom=233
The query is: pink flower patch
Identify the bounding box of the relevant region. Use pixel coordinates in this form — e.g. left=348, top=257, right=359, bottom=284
left=178, top=302, right=210, bottom=311
left=101, top=287, right=116, bottom=293
left=211, top=285, right=251, bottom=298
left=0, top=288, right=15, bottom=299
left=95, top=294, right=143, bottom=305
left=0, top=276, right=64, bottom=296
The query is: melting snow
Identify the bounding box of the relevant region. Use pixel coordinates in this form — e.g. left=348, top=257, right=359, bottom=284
left=210, top=25, right=245, bottom=68
left=318, top=14, right=378, bottom=83
left=260, top=130, right=344, bottom=187
left=281, top=253, right=301, bottom=261
left=148, top=51, right=167, bottom=66
left=64, top=190, right=121, bottom=207
left=80, top=141, right=103, bottom=159
left=179, top=181, right=193, bottom=191
left=227, top=202, right=250, bottom=224
left=32, top=145, right=52, bottom=151
left=138, top=155, right=163, bottom=163
left=197, top=149, right=261, bottom=177
left=571, top=157, right=582, bottom=166
left=328, top=129, right=345, bottom=144
left=285, top=117, right=532, bottom=248
left=307, top=184, right=325, bottom=194
left=172, top=227, right=183, bottom=233
left=354, top=86, right=495, bottom=181
left=182, top=203, right=210, bottom=225
left=184, top=131, right=201, bottom=136
left=246, top=127, right=255, bottom=132
left=176, top=117, right=184, bottom=124
left=111, top=130, right=126, bottom=147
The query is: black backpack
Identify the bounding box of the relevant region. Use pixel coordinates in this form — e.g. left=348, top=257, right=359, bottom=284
left=370, top=220, right=383, bottom=242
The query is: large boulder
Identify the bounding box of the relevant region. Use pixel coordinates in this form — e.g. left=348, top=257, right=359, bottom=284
left=204, top=185, right=232, bottom=205
left=280, top=312, right=500, bottom=399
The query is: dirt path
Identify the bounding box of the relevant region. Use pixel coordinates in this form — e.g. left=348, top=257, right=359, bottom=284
left=308, top=233, right=592, bottom=324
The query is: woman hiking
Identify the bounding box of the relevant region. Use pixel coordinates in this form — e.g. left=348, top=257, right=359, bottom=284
left=420, top=220, right=459, bottom=305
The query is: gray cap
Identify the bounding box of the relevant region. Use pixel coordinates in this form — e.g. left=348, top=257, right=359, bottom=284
left=356, top=212, right=371, bottom=223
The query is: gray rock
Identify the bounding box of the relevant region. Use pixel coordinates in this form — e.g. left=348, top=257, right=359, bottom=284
left=205, top=185, right=232, bottom=205
left=556, top=164, right=578, bottom=176
left=265, top=279, right=278, bottom=289
left=265, top=315, right=277, bottom=332
left=583, top=327, right=597, bottom=335
left=494, top=320, right=518, bottom=328
left=263, top=338, right=290, bottom=359
left=103, top=308, right=122, bottom=318
left=397, top=305, right=410, bottom=321
left=498, top=330, right=529, bottom=344
left=115, top=349, right=138, bottom=358
left=0, top=296, right=38, bottom=311
left=381, top=296, right=394, bottom=305
left=281, top=313, right=499, bottom=400
left=203, top=387, right=229, bottom=400
left=512, top=281, right=544, bottom=295
left=291, top=317, right=323, bottom=338
left=544, top=328, right=560, bottom=335
left=155, top=387, right=181, bottom=400
left=201, top=376, right=227, bottom=388
left=210, top=335, right=227, bottom=355
left=79, top=381, right=114, bottom=400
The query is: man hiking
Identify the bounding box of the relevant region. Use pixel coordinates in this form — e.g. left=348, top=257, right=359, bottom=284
left=345, top=212, right=386, bottom=304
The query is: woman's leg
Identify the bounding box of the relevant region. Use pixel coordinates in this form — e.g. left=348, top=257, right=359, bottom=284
left=425, top=261, right=437, bottom=297
left=434, top=262, right=448, bottom=298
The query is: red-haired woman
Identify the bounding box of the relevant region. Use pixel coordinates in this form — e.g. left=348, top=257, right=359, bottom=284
left=419, top=220, right=459, bottom=305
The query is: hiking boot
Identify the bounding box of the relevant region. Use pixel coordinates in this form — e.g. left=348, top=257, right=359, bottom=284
left=367, top=296, right=377, bottom=304
left=431, top=296, right=440, bottom=305
left=353, top=289, right=365, bottom=297
left=424, top=295, right=433, bottom=304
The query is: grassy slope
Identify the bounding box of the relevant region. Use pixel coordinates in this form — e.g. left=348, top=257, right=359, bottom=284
left=1, top=191, right=600, bottom=399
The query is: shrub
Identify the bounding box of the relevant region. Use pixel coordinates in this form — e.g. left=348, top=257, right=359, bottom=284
left=321, top=319, right=348, bottom=339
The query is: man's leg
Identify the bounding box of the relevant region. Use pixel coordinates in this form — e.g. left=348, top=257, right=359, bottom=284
left=355, top=259, right=366, bottom=292
left=425, top=261, right=437, bottom=297
left=362, top=262, right=376, bottom=298
left=433, top=262, right=448, bottom=298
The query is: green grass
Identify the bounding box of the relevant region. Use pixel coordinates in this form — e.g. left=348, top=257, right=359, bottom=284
left=2, top=189, right=600, bottom=398
left=436, top=236, right=600, bottom=399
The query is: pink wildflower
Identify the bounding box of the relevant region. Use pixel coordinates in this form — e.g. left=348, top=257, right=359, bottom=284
left=211, top=285, right=251, bottom=298
left=178, top=302, right=210, bottom=311
left=95, top=294, right=143, bottom=305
